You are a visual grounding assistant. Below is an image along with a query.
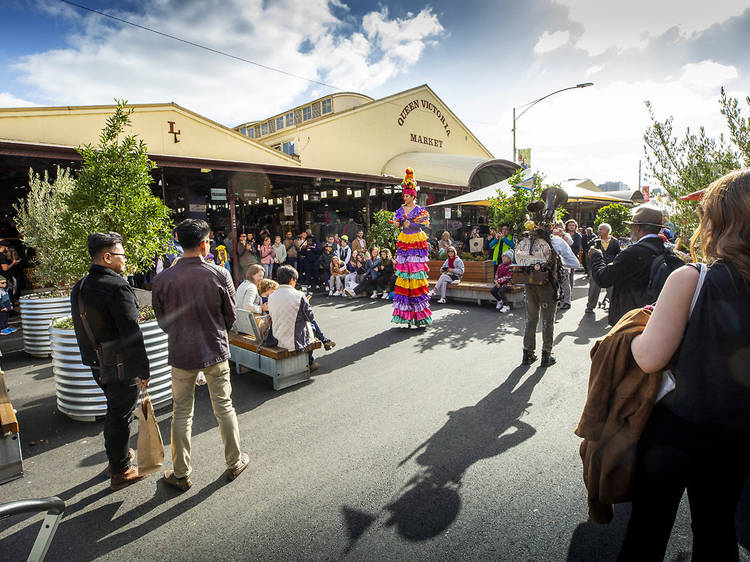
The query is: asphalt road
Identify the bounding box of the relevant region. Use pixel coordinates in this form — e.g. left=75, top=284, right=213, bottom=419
left=1, top=279, right=748, bottom=561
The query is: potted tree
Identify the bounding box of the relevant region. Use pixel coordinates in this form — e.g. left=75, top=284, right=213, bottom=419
left=15, top=168, right=79, bottom=356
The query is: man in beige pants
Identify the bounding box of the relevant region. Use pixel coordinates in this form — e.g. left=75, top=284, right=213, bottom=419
left=152, top=218, right=249, bottom=491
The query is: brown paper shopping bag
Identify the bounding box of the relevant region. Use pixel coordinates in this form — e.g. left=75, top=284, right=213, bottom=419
left=135, top=393, right=164, bottom=476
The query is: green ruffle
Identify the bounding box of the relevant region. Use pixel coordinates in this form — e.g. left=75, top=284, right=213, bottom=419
left=395, top=270, right=428, bottom=280
left=390, top=316, right=433, bottom=327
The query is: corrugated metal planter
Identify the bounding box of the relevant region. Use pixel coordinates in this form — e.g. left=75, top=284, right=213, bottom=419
left=50, top=320, right=172, bottom=422
left=19, top=295, right=71, bottom=357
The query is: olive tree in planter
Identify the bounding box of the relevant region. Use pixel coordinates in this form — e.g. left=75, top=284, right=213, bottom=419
left=49, top=309, right=171, bottom=421
left=14, top=168, right=79, bottom=356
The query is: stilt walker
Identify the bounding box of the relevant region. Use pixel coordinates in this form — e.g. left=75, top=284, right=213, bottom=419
left=392, top=168, right=432, bottom=328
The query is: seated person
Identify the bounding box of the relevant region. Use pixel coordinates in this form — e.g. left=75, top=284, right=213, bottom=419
left=328, top=255, right=347, bottom=296
left=491, top=250, right=514, bottom=313
left=344, top=252, right=366, bottom=297
left=234, top=264, right=266, bottom=334
left=438, top=231, right=453, bottom=259
left=268, top=266, right=335, bottom=371
left=431, top=246, right=464, bottom=304
left=374, top=248, right=395, bottom=299
left=354, top=247, right=381, bottom=296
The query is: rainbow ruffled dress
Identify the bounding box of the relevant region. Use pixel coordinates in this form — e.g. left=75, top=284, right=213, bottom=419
left=392, top=205, right=432, bottom=327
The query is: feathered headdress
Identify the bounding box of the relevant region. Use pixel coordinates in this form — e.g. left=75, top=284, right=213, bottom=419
left=402, top=167, right=418, bottom=197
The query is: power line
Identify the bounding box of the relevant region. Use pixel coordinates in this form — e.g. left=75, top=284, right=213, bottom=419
left=58, top=0, right=343, bottom=91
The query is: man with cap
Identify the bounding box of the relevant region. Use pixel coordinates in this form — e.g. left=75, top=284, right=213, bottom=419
left=588, top=205, right=667, bottom=325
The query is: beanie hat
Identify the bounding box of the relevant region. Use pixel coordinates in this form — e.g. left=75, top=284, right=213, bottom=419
left=502, top=250, right=514, bottom=261
left=402, top=167, right=418, bottom=198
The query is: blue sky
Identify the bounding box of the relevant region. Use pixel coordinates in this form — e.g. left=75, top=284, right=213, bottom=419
left=2, top=0, right=749, bottom=187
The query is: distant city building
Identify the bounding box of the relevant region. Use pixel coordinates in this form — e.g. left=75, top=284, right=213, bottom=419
left=598, top=180, right=630, bottom=192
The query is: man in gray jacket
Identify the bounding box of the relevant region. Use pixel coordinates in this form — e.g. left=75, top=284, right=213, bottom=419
left=152, top=219, right=249, bottom=491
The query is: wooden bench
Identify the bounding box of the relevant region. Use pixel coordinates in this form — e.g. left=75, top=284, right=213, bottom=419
left=426, top=262, right=525, bottom=306
left=228, top=312, right=321, bottom=391
left=0, top=370, right=23, bottom=484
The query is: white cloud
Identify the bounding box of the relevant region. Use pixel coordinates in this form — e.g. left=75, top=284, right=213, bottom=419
left=12, top=0, right=444, bottom=126
left=554, top=0, right=749, bottom=54
left=482, top=60, right=742, bottom=187
left=0, top=93, right=38, bottom=107
left=533, top=30, right=571, bottom=54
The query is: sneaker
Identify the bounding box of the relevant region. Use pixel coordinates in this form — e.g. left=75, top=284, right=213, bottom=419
left=6, top=327, right=18, bottom=333
left=111, top=466, right=145, bottom=491
left=584, top=307, right=594, bottom=314
left=323, top=339, right=336, bottom=351
left=559, top=303, right=571, bottom=310
left=370, top=291, right=378, bottom=299
left=328, top=289, right=334, bottom=296
left=381, top=292, right=389, bottom=300
left=163, top=469, right=192, bottom=491
left=0, top=328, right=11, bottom=336
left=334, top=291, right=342, bottom=296
left=496, top=302, right=503, bottom=310
left=500, top=306, right=510, bottom=313
left=226, top=452, right=250, bottom=482
left=344, top=289, right=355, bottom=298
left=437, top=298, right=446, bottom=304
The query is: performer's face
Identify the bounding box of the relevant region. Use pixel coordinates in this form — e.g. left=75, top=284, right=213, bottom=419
left=403, top=192, right=415, bottom=204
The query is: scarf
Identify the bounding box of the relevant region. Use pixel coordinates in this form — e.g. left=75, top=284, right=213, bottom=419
left=448, top=255, right=456, bottom=269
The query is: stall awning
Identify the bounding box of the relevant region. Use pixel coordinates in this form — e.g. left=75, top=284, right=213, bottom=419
left=382, top=152, right=520, bottom=189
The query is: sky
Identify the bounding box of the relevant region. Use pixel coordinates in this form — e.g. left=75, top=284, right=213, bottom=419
left=1, top=0, right=749, bottom=188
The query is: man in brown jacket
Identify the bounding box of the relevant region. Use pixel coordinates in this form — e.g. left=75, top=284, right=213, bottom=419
left=152, top=219, right=249, bottom=491
left=575, top=307, right=662, bottom=523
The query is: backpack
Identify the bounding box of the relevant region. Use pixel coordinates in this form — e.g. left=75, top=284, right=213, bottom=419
left=647, top=249, right=685, bottom=302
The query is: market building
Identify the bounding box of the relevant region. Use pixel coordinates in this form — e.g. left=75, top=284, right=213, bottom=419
left=0, top=84, right=518, bottom=279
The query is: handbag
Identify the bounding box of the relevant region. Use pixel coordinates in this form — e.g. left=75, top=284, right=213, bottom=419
left=134, top=392, right=164, bottom=476
left=510, top=264, right=548, bottom=286
left=77, top=276, right=127, bottom=384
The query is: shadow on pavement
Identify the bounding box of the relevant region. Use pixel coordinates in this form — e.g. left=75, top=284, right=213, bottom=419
left=414, top=308, right=525, bottom=354
left=566, top=503, right=631, bottom=561
left=313, top=326, right=414, bottom=375
left=342, top=365, right=545, bottom=551
left=1, top=472, right=229, bottom=560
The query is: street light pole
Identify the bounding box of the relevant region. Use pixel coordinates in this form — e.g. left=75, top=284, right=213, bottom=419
left=512, top=82, right=593, bottom=162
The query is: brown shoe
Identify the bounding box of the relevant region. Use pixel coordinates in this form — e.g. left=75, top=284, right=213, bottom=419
left=163, top=470, right=192, bottom=491
left=110, top=466, right=145, bottom=491
left=105, top=448, right=136, bottom=478
left=226, top=453, right=250, bottom=482
left=309, top=361, right=320, bottom=372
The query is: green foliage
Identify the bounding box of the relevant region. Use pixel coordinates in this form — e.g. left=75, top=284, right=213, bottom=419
left=59, top=100, right=172, bottom=279
left=643, top=88, right=750, bottom=236
left=14, top=167, right=78, bottom=288
left=366, top=209, right=401, bottom=252
left=487, top=169, right=545, bottom=234
left=594, top=203, right=631, bottom=238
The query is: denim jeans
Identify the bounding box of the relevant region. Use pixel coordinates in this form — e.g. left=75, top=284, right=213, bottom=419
left=305, top=257, right=321, bottom=287
left=93, top=371, right=139, bottom=474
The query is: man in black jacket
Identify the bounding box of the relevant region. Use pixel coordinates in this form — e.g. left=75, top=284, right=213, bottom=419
left=71, top=232, right=150, bottom=491
left=588, top=207, right=666, bottom=325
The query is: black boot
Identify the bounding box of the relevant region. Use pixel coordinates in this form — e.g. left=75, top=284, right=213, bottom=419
left=540, top=351, right=556, bottom=367
left=522, top=349, right=537, bottom=365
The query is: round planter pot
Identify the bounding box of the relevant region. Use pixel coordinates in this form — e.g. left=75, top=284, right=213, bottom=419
left=19, top=295, right=71, bottom=357
left=50, top=320, right=172, bottom=422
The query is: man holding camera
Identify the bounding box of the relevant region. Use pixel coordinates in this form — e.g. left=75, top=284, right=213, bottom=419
left=71, top=232, right=150, bottom=491
left=515, top=224, right=557, bottom=367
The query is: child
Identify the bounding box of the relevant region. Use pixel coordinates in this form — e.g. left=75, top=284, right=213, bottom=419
left=259, top=278, right=279, bottom=303
left=329, top=256, right=347, bottom=296
left=205, top=253, right=215, bottom=264
left=491, top=250, right=514, bottom=313
left=0, top=276, right=17, bottom=335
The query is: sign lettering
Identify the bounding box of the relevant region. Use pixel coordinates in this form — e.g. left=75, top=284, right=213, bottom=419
left=410, top=133, right=444, bottom=148
left=397, top=99, right=451, bottom=137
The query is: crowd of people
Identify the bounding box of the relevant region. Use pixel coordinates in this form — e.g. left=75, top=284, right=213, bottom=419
left=61, top=165, right=748, bottom=559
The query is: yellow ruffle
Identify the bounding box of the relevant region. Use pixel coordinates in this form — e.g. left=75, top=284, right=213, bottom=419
left=395, top=276, right=429, bottom=289
left=398, top=231, right=427, bottom=243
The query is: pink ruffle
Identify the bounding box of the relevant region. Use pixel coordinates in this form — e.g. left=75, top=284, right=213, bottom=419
left=392, top=308, right=432, bottom=321
left=395, top=262, right=428, bottom=274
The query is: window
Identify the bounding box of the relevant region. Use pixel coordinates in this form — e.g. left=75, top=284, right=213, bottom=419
left=282, top=141, right=295, bottom=155
left=248, top=128, right=255, bottom=139
left=302, top=106, right=312, bottom=121
left=240, top=126, right=247, bottom=135
left=261, top=122, right=269, bottom=136
left=276, top=116, right=284, bottom=130
left=321, top=98, right=332, bottom=114
left=285, top=112, right=294, bottom=127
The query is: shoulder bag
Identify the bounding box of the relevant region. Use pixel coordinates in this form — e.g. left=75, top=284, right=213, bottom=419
left=78, top=276, right=127, bottom=384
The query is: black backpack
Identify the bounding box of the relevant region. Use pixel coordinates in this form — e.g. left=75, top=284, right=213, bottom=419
left=647, top=249, right=685, bottom=302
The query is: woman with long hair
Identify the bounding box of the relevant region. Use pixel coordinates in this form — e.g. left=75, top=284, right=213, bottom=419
left=619, top=169, right=750, bottom=560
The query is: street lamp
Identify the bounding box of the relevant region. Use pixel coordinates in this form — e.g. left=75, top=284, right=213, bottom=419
left=512, top=82, right=594, bottom=163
